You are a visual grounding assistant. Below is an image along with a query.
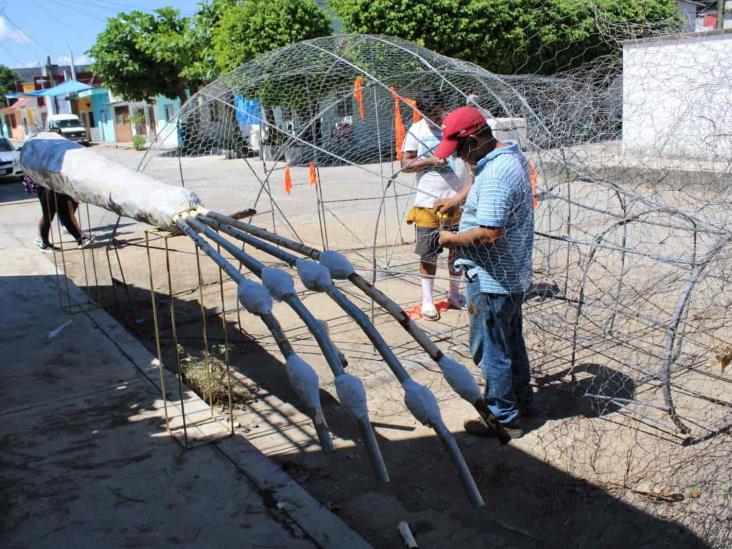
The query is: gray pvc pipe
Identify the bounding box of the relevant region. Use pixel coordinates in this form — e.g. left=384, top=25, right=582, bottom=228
left=174, top=217, right=334, bottom=453
left=184, top=216, right=390, bottom=482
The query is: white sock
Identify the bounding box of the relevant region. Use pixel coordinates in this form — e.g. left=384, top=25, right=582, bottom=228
left=421, top=277, right=434, bottom=304
left=449, top=275, right=461, bottom=300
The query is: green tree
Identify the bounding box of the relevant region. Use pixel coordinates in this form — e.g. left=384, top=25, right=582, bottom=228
left=181, top=0, right=238, bottom=84
left=0, top=65, right=18, bottom=107
left=212, top=0, right=333, bottom=73
left=89, top=7, right=201, bottom=102
left=331, top=0, right=681, bottom=74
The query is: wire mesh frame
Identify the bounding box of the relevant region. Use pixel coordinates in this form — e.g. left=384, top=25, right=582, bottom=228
left=139, top=35, right=732, bottom=445
left=144, top=229, right=235, bottom=449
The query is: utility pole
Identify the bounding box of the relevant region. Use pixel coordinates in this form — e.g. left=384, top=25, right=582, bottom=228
left=45, top=56, right=55, bottom=87
left=69, top=47, right=77, bottom=80
left=45, top=56, right=56, bottom=116
left=717, top=0, right=726, bottom=29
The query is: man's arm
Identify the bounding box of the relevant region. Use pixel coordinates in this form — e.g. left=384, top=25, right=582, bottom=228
left=438, top=226, right=504, bottom=248
left=434, top=176, right=473, bottom=216
left=401, top=150, right=447, bottom=173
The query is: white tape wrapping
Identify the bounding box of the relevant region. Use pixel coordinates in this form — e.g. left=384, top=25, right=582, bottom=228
left=318, top=250, right=355, bottom=279
left=335, top=374, right=369, bottom=419
left=403, top=378, right=443, bottom=427
left=285, top=353, right=322, bottom=412
left=20, top=133, right=202, bottom=229
left=261, top=267, right=295, bottom=300
left=296, top=258, right=332, bottom=292
left=237, top=279, right=273, bottom=315
left=438, top=355, right=482, bottom=403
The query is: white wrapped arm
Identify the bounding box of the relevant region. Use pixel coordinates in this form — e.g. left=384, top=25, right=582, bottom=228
left=20, top=133, right=202, bottom=229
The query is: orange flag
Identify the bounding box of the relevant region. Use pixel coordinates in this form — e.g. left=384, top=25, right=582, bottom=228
left=405, top=97, right=421, bottom=123
left=353, top=76, right=365, bottom=121
left=308, top=161, right=318, bottom=188
left=529, top=161, right=539, bottom=209
left=391, top=88, right=406, bottom=161
left=284, top=165, right=292, bottom=195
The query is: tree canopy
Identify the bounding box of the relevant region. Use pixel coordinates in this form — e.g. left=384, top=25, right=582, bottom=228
left=212, top=0, right=333, bottom=73
left=330, top=0, right=682, bottom=74
left=0, top=65, right=18, bottom=106
left=89, top=7, right=201, bottom=102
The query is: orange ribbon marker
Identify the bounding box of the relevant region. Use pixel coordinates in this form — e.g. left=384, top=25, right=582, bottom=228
left=529, top=160, right=539, bottom=209
left=284, top=165, right=293, bottom=195
left=391, top=87, right=406, bottom=161
left=309, top=161, right=318, bottom=188
left=405, top=97, right=421, bottom=123
left=353, top=76, right=365, bottom=121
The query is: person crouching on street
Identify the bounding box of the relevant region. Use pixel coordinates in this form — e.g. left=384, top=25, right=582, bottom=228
left=433, top=106, right=537, bottom=438
left=402, top=88, right=471, bottom=321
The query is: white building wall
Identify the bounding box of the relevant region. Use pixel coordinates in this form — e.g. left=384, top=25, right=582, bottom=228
left=622, top=32, right=732, bottom=160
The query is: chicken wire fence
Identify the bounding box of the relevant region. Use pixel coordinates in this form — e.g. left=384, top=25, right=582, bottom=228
left=138, top=29, right=731, bottom=545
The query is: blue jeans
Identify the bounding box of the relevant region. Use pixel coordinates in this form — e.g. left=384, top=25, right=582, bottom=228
left=466, top=280, right=533, bottom=424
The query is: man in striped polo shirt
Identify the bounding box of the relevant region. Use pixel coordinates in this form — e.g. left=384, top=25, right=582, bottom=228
left=434, top=106, right=536, bottom=439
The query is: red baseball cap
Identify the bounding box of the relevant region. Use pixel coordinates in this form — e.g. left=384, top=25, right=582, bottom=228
left=434, top=106, right=488, bottom=158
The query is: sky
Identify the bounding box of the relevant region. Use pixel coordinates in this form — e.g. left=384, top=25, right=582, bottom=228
left=0, top=0, right=200, bottom=69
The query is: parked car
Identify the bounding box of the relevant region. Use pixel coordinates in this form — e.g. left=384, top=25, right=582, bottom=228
left=0, top=137, right=23, bottom=181
left=45, top=114, right=89, bottom=145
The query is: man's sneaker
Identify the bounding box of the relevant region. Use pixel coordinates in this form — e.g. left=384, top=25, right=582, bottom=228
left=464, top=417, right=524, bottom=439
left=38, top=241, right=60, bottom=253
left=421, top=301, right=440, bottom=321
left=77, top=237, right=92, bottom=249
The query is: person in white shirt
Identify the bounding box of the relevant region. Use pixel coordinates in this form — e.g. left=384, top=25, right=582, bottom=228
left=402, top=88, right=471, bottom=320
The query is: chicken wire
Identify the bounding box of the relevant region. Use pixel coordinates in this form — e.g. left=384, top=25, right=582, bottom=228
left=140, top=31, right=731, bottom=545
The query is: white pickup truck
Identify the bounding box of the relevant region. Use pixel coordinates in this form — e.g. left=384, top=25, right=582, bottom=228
left=45, top=114, right=90, bottom=145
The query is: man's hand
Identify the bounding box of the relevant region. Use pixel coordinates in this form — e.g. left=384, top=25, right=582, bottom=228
left=439, top=227, right=504, bottom=248
left=434, top=197, right=460, bottom=216
left=438, top=230, right=454, bottom=247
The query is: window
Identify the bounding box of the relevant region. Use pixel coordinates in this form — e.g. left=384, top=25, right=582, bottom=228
left=165, top=103, right=175, bottom=121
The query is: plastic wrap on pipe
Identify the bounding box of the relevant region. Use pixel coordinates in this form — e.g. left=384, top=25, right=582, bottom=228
left=319, top=250, right=355, bottom=279
left=237, top=279, right=273, bottom=315
left=438, top=355, right=482, bottom=404
left=403, top=379, right=443, bottom=427
left=335, top=374, right=369, bottom=420
left=285, top=354, right=325, bottom=423
left=296, top=258, right=333, bottom=292
left=19, top=134, right=202, bottom=229
left=261, top=267, right=295, bottom=300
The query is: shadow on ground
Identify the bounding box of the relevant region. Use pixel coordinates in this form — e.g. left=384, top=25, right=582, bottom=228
left=0, top=274, right=316, bottom=548
left=61, top=280, right=709, bottom=549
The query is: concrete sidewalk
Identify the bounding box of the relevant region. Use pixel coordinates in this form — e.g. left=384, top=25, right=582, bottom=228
left=0, top=184, right=369, bottom=548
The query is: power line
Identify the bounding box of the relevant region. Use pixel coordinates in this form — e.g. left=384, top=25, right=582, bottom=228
left=1, top=9, right=54, bottom=55
left=53, top=0, right=108, bottom=22
left=30, top=0, right=95, bottom=40
left=0, top=39, right=24, bottom=67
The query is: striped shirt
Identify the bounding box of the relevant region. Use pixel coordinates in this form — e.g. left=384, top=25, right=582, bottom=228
left=455, top=141, right=534, bottom=294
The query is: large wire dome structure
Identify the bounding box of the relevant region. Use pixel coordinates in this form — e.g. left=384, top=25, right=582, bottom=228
left=139, top=33, right=731, bottom=544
